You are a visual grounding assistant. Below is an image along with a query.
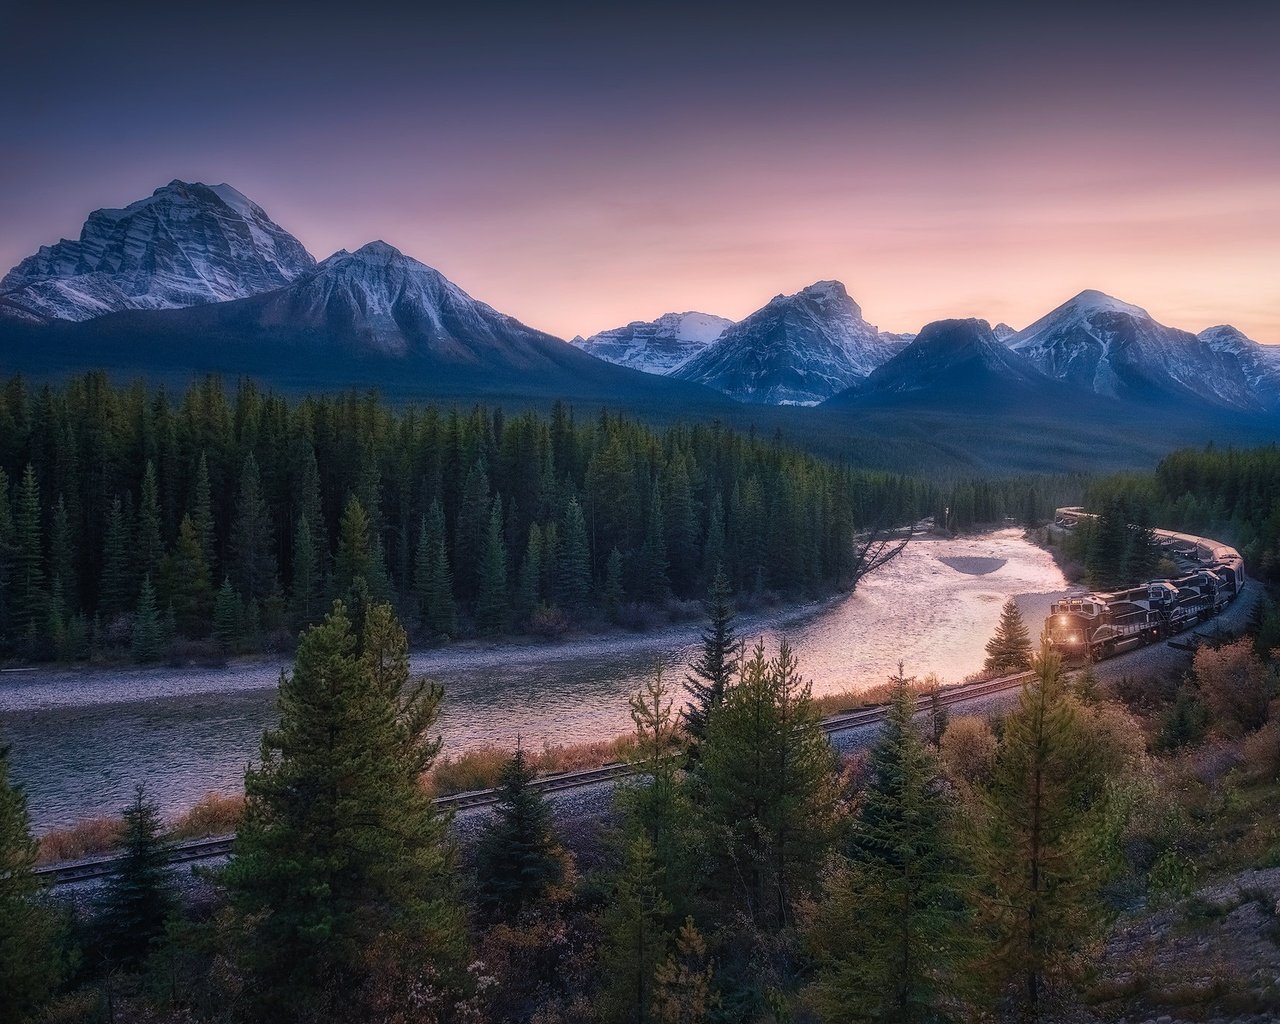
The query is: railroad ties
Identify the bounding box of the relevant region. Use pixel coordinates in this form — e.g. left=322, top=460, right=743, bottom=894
left=35, top=667, right=1041, bottom=887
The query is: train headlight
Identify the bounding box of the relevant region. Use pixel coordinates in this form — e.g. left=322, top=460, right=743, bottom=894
left=1058, top=615, right=1067, bottom=625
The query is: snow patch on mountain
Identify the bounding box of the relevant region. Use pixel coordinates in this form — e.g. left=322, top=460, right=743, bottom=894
left=573, top=310, right=733, bottom=374
left=673, top=281, right=898, bottom=405
left=0, top=180, right=315, bottom=322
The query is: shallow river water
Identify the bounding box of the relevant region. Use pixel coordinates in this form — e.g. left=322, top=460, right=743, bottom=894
left=1, top=528, right=1066, bottom=831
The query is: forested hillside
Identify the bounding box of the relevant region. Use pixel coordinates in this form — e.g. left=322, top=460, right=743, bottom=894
left=1085, top=446, right=1280, bottom=584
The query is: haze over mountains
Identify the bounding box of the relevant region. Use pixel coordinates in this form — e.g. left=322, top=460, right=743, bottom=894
left=1, top=180, right=1277, bottom=425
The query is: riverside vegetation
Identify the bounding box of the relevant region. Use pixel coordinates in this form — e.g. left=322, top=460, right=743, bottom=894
left=4, top=557, right=1280, bottom=1024
left=0, top=374, right=1080, bottom=665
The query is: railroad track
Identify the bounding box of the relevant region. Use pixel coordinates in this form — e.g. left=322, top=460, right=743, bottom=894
left=34, top=667, right=1040, bottom=887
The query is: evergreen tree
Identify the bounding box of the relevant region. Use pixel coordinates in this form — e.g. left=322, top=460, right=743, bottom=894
left=695, top=640, right=838, bottom=930
left=1086, top=497, right=1129, bottom=591
left=288, top=514, right=322, bottom=629
left=191, top=451, right=216, bottom=572
left=167, top=514, right=212, bottom=637
left=10, top=466, right=44, bottom=648
left=598, top=835, right=673, bottom=1024
left=976, top=645, right=1106, bottom=1018
left=224, top=601, right=464, bottom=1021
left=683, top=566, right=738, bottom=748
left=49, top=494, right=75, bottom=613
left=96, top=785, right=174, bottom=966
left=638, top=488, right=671, bottom=603
left=475, top=498, right=509, bottom=633
left=556, top=495, right=591, bottom=612
left=131, top=576, right=164, bottom=661
left=516, top=521, right=545, bottom=618
left=213, top=576, right=239, bottom=653
left=419, top=502, right=458, bottom=639
left=136, top=460, right=164, bottom=585
left=0, top=469, right=14, bottom=641
left=810, top=670, right=969, bottom=1023
left=99, top=493, right=133, bottom=619
left=0, top=745, right=62, bottom=1023
left=984, top=599, right=1034, bottom=674
left=652, top=918, right=716, bottom=1024
left=474, top=744, right=563, bottom=920
left=603, top=546, right=625, bottom=621
left=454, top=460, right=490, bottom=603
left=228, top=454, right=277, bottom=605
left=334, top=494, right=373, bottom=599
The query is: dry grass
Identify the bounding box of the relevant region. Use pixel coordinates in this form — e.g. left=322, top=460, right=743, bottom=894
left=425, top=734, right=639, bottom=797
left=168, top=791, right=244, bottom=840
left=37, top=816, right=123, bottom=864
left=810, top=676, right=946, bottom=717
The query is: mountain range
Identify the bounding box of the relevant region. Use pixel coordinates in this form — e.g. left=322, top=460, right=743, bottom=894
left=1, top=180, right=1276, bottom=427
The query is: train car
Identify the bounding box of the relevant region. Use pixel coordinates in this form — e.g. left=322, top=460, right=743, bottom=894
left=1046, top=509, right=1245, bottom=661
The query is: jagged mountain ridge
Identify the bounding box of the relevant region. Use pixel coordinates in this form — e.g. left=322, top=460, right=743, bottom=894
left=1006, top=290, right=1279, bottom=412
left=672, top=281, right=903, bottom=405
left=0, top=180, right=315, bottom=323
left=572, top=310, right=732, bottom=373
left=0, top=239, right=729, bottom=404
left=833, top=317, right=1068, bottom=406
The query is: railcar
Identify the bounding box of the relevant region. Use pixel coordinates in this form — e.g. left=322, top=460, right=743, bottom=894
left=1044, top=509, right=1245, bottom=662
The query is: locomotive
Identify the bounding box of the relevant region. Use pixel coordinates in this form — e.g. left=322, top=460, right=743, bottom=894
left=1044, top=508, right=1245, bottom=661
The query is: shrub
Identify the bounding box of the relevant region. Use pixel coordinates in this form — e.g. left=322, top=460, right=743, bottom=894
left=939, top=715, right=998, bottom=787
left=528, top=604, right=571, bottom=638
left=1194, top=639, right=1275, bottom=735
left=1240, top=710, right=1280, bottom=783
left=169, top=791, right=245, bottom=839
left=38, top=816, right=123, bottom=863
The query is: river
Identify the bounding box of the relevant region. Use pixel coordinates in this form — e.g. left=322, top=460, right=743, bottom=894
left=0, top=528, right=1067, bottom=831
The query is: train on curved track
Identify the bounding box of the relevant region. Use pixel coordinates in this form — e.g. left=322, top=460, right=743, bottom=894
left=1044, top=507, right=1245, bottom=662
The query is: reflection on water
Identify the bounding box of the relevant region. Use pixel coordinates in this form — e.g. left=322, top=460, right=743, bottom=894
left=1, top=529, right=1065, bottom=830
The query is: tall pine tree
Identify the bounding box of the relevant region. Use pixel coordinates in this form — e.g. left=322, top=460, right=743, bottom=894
left=96, top=785, right=175, bottom=966
left=984, top=599, right=1034, bottom=674
left=683, top=566, right=738, bottom=749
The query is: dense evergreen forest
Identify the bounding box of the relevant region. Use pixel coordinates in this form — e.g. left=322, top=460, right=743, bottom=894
left=0, top=373, right=1078, bottom=662
left=1083, top=445, right=1280, bottom=586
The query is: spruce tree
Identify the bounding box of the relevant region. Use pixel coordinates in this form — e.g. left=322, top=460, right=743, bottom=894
left=454, top=460, right=490, bottom=603
left=556, top=495, right=591, bottom=613
left=474, top=744, right=563, bottom=920
left=516, top=522, right=544, bottom=619
left=421, top=503, right=458, bottom=639
left=475, top=498, right=509, bottom=633
left=976, top=645, right=1106, bottom=1017
left=652, top=918, right=716, bottom=1024
left=167, top=514, right=212, bottom=637
left=49, top=494, right=76, bottom=614
left=191, top=451, right=216, bottom=572
left=810, top=671, right=969, bottom=1023
left=984, top=599, right=1034, bottom=674
left=638, top=489, right=671, bottom=603
left=0, top=744, right=62, bottom=1023
left=136, top=460, right=164, bottom=585
left=603, top=546, right=625, bottom=621
left=224, top=601, right=464, bottom=1021
left=289, top=514, right=322, bottom=629
left=12, top=465, right=44, bottom=644
left=695, top=640, right=838, bottom=930
left=131, top=576, right=164, bottom=661
left=0, top=469, right=15, bottom=642
left=213, top=576, right=239, bottom=653
left=99, top=493, right=133, bottom=619
left=334, top=494, right=372, bottom=599
left=598, top=835, right=673, bottom=1024
left=228, top=454, right=277, bottom=605
left=683, top=566, right=738, bottom=748
left=96, top=785, right=174, bottom=966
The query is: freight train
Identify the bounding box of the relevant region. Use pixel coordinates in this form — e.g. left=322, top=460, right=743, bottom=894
left=1044, top=508, right=1245, bottom=661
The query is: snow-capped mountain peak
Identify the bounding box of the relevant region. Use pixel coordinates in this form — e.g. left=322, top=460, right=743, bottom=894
left=1008, top=290, right=1278, bottom=411
left=573, top=310, right=733, bottom=374
left=0, top=179, right=315, bottom=323
left=672, top=280, right=899, bottom=405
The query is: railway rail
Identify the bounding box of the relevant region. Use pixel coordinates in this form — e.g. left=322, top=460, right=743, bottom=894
left=34, top=665, right=1040, bottom=887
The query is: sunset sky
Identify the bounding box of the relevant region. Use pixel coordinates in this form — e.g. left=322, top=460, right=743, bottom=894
left=3, top=1, right=1278, bottom=341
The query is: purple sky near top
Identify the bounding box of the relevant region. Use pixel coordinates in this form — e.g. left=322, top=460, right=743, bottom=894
left=2, top=1, right=1278, bottom=341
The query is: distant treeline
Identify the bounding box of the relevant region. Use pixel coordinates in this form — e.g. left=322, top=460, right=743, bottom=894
left=1086, top=445, right=1280, bottom=585
left=0, top=373, right=1083, bottom=662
